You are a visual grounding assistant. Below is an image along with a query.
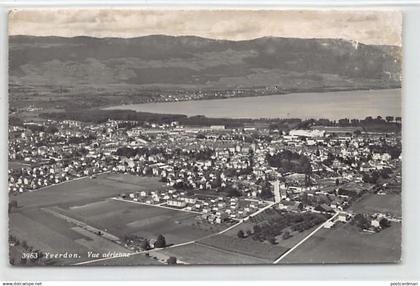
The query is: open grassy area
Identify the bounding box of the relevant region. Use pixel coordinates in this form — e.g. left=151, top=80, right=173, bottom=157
left=157, top=243, right=267, bottom=264
left=57, top=199, right=215, bottom=245
left=281, top=222, right=401, bottom=264
left=10, top=211, right=88, bottom=258
left=11, top=174, right=164, bottom=209
left=199, top=234, right=289, bottom=262
left=351, top=193, right=402, bottom=217
left=9, top=173, right=168, bottom=265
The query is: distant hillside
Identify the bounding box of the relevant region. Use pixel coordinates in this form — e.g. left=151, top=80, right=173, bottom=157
left=9, top=35, right=401, bottom=86
left=9, top=35, right=401, bottom=108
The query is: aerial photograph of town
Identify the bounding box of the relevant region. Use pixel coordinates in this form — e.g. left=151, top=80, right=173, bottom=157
left=7, top=9, right=402, bottom=266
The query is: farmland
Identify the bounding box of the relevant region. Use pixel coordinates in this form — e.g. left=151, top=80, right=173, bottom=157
left=199, top=234, right=289, bottom=262
left=223, top=207, right=328, bottom=249
left=56, top=199, right=217, bottom=245
left=10, top=173, right=165, bottom=209
left=351, top=193, right=402, bottom=217
left=157, top=243, right=267, bottom=264
left=9, top=172, right=280, bottom=265
left=280, top=221, right=401, bottom=264
left=9, top=171, right=402, bottom=266
left=8, top=174, right=169, bottom=265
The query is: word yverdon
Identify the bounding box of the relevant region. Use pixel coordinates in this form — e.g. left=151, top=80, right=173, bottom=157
left=44, top=252, right=81, bottom=259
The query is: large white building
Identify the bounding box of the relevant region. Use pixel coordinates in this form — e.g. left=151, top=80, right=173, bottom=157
left=289, top=129, right=325, bottom=138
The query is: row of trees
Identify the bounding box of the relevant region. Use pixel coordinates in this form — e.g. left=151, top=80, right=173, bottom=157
left=369, top=144, right=402, bottom=159
left=362, top=168, right=393, bottom=184
left=123, top=234, right=167, bottom=251
left=352, top=213, right=391, bottom=231
left=238, top=211, right=327, bottom=244
left=296, top=116, right=401, bottom=128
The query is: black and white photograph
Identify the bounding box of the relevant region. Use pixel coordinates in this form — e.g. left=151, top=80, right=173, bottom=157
left=7, top=8, right=402, bottom=266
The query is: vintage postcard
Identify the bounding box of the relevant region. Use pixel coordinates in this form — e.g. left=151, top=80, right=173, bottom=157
left=8, top=9, right=402, bottom=266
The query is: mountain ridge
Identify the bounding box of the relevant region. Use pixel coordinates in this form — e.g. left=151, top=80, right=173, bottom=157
left=9, top=34, right=401, bottom=108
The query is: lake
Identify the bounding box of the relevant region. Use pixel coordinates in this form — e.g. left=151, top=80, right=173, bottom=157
left=105, top=89, right=401, bottom=120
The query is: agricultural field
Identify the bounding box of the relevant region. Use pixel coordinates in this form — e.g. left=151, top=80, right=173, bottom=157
left=281, top=221, right=401, bottom=264
left=57, top=199, right=216, bottom=245
left=8, top=173, right=168, bottom=265
left=157, top=243, right=267, bottom=264
left=199, top=234, right=289, bottom=262
left=223, top=207, right=328, bottom=250
left=9, top=210, right=89, bottom=265
left=10, top=173, right=165, bottom=209
left=351, top=193, right=402, bottom=217
left=224, top=216, right=323, bottom=249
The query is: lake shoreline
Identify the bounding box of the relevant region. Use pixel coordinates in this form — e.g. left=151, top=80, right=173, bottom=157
left=102, top=86, right=400, bottom=109
left=103, top=88, right=401, bottom=121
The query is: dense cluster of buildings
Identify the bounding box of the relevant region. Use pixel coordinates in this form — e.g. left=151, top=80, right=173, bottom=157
left=119, top=188, right=269, bottom=223
left=9, top=118, right=401, bottom=226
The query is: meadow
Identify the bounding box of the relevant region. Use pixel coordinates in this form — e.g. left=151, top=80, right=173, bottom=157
left=9, top=174, right=168, bottom=265
left=158, top=243, right=267, bottom=264
left=58, top=199, right=216, bottom=245
left=351, top=193, right=402, bottom=217
left=281, top=222, right=401, bottom=264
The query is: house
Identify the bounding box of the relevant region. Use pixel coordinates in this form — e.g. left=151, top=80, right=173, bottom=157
left=336, top=213, right=349, bottom=223
left=323, top=220, right=335, bottom=229
left=371, top=219, right=380, bottom=228
left=167, top=200, right=187, bottom=208
left=185, top=197, right=197, bottom=204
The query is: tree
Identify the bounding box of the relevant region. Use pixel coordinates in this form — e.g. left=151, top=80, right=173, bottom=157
left=45, top=125, right=59, bottom=134
left=379, top=218, right=391, bottom=229
left=353, top=214, right=371, bottom=230
left=253, top=225, right=262, bottom=234
left=154, top=234, right=166, bottom=248
left=237, top=230, right=245, bottom=239
left=140, top=240, right=150, bottom=250
left=282, top=231, right=291, bottom=240
left=259, top=186, right=273, bottom=200
left=167, top=256, right=177, bottom=265
left=227, top=187, right=242, bottom=197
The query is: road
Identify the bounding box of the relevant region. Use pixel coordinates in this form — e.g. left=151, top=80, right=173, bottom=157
left=272, top=212, right=339, bottom=264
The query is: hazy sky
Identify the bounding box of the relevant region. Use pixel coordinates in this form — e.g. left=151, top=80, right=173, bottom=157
left=9, top=9, right=402, bottom=46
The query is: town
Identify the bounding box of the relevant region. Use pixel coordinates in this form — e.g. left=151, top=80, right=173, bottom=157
left=8, top=114, right=402, bottom=265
